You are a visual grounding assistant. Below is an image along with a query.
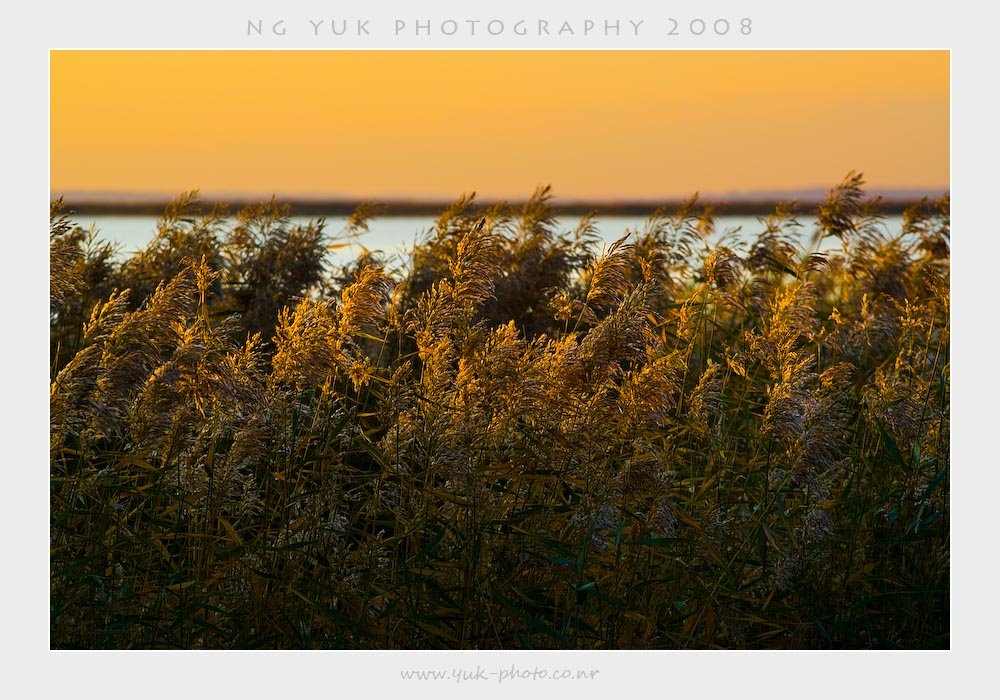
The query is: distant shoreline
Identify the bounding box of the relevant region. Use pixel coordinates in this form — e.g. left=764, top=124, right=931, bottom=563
left=53, top=196, right=942, bottom=218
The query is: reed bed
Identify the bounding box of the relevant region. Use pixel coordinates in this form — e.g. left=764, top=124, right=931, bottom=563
left=50, top=174, right=949, bottom=649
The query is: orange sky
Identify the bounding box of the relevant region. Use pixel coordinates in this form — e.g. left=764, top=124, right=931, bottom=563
left=50, top=50, right=949, bottom=200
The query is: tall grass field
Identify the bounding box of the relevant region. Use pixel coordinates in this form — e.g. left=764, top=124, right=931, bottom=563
left=50, top=174, right=949, bottom=649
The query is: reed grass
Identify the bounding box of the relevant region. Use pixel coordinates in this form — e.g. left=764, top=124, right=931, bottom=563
left=50, top=174, right=949, bottom=649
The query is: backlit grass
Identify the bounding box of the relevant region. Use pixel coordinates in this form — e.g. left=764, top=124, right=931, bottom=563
left=50, top=174, right=949, bottom=649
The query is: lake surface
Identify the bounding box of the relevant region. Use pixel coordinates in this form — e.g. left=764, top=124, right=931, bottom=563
left=76, top=214, right=908, bottom=264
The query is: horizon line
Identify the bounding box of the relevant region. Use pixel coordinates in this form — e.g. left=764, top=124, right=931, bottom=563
left=53, top=186, right=950, bottom=217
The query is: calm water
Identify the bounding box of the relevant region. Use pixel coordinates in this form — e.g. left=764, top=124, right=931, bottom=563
left=77, top=214, right=907, bottom=264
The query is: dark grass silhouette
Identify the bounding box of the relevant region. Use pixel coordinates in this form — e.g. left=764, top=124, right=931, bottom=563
left=50, top=174, right=949, bottom=649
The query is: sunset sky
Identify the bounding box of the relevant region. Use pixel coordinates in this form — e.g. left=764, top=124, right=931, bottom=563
left=50, top=50, right=949, bottom=201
